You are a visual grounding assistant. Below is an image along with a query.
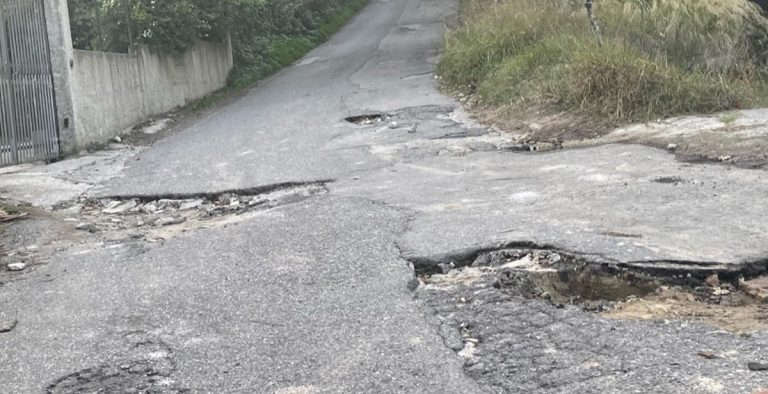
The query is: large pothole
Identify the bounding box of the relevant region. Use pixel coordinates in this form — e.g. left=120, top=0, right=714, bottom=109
left=417, top=249, right=768, bottom=393
left=66, top=182, right=329, bottom=238
left=418, top=248, right=768, bottom=332
left=1, top=183, right=330, bottom=276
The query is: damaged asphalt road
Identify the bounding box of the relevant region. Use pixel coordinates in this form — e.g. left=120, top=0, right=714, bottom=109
left=2, top=0, right=768, bottom=392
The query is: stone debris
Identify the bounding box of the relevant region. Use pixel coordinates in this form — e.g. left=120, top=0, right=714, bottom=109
left=458, top=341, right=477, bottom=359
left=705, top=274, right=720, bottom=288
left=0, top=208, right=28, bottom=222
left=438, top=262, right=456, bottom=274
left=667, top=143, right=678, bottom=152
left=70, top=184, right=328, bottom=237
left=75, top=223, right=99, bottom=233
left=178, top=200, right=203, bottom=211
left=102, top=200, right=137, bottom=214
left=741, top=276, right=768, bottom=302
left=388, top=121, right=399, bottom=129
left=156, top=216, right=187, bottom=227
left=0, top=319, right=17, bottom=333
left=140, top=203, right=158, bottom=214
left=157, top=199, right=181, bottom=209
left=698, top=351, right=718, bottom=359
left=7, top=262, right=26, bottom=271
left=141, top=118, right=172, bottom=135
left=102, top=200, right=122, bottom=210
left=712, top=287, right=730, bottom=296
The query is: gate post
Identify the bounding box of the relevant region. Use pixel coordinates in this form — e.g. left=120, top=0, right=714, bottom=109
left=42, top=0, right=76, bottom=155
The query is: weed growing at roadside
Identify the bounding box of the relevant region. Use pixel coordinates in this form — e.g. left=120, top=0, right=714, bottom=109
left=439, top=0, right=768, bottom=123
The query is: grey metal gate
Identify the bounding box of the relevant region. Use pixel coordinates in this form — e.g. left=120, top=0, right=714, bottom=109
left=0, top=0, right=59, bottom=166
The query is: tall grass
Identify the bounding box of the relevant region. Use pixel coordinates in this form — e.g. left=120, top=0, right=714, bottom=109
left=439, top=0, right=768, bottom=123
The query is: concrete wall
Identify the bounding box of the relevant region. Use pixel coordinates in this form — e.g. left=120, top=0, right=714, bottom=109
left=70, top=39, right=233, bottom=148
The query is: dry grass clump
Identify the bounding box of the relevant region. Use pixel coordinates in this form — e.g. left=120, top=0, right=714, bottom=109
left=438, top=0, right=768, bottom=123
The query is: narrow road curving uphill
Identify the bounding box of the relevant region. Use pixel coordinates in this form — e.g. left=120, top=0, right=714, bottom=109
left=2, top=0, right=768, bottom=392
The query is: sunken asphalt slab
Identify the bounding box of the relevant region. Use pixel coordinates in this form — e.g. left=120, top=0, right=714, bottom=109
left=332, top=144, right=768, bottom=272
left=2, top=0, right=768, bottom=392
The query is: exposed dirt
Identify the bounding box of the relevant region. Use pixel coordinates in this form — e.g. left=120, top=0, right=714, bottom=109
left=472, top=104, right=613, bottom=146
left=419, top=248, right=768, bottom=333
left=606, top=287, right=768, bottom=334
left=465, top=101, right=768, bottom=169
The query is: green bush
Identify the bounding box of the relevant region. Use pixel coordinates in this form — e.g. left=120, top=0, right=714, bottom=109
left=69, top=0, right=370, bottom=89
left=560, top=44, right=744, bottom=120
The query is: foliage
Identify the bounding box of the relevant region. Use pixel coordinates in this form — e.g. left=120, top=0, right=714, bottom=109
left=438, top=0, right=768, bottom=123
left=68, top=0, right=369, bottom=88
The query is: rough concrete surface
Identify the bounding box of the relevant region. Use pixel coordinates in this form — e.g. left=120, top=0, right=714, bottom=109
left=332, top=144, right=768, bottom=271
left=0, top=145, right=139, bottom=208
left=601, top=109, right=768, bottom=168
left=2, top=0, right=768, bottom=393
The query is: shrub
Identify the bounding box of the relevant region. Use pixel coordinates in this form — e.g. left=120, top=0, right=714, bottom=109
left=439, top=0, right=768, bottom=123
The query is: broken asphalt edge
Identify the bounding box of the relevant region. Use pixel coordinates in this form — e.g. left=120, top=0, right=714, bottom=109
left=402, top=240, right=768, bottom=281
left=91, top=180, right=335, bottom=204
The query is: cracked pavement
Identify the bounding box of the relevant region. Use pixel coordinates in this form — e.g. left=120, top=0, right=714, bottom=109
left=2, top=0, right=768, bottom=392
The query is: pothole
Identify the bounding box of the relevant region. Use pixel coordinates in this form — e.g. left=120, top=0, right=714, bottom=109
left=344, top=113, right=390, bottom=125
left=56, top=182, right=329, bottom=242
left=47, top=331, right=186, bottom=393
left=418, top=248, right=768, bottom=333
left=652, top=176, right=686, bottom=184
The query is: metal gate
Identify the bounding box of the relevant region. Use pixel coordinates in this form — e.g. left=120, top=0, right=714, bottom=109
left=0, top=0, right=59, bottom=166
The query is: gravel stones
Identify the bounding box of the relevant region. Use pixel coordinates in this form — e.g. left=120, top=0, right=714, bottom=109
left=7, top=263, right=26, bottom=271
left=102, top=200, right=137, bottom=214
left=75, top=223, right=99, bottom=233
left=0, top=319, right=18, bottom=333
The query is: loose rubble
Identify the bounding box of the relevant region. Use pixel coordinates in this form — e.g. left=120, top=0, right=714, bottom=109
left=419, top=248, right=768, bottom=333
left=68, top=183, right=327, bottom=236
left=75, top=223, right=99, bottom=233
left=741, top=276, right=768, bottom=302
left=0, top=319, right=17, bottom=333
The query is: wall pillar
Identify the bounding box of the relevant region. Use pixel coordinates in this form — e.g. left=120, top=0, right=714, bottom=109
left=43, top=0, right=77, bottom=155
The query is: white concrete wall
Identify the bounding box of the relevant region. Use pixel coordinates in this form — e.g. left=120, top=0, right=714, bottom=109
left=71, top=40, right=233, bottom=148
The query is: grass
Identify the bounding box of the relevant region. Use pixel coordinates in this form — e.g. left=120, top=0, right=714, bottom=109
left=186, top=0, right=370, bottom=112
left=719, top=112, right=741, bottom=124
left=438, top=0, right=768, bottom=124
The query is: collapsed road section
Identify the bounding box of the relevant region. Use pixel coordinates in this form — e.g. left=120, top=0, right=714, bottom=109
left=412, top=247, right=768, bottom=393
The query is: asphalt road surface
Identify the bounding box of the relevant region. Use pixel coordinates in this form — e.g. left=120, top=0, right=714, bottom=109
left=2, top=0, right=768, bottom=392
